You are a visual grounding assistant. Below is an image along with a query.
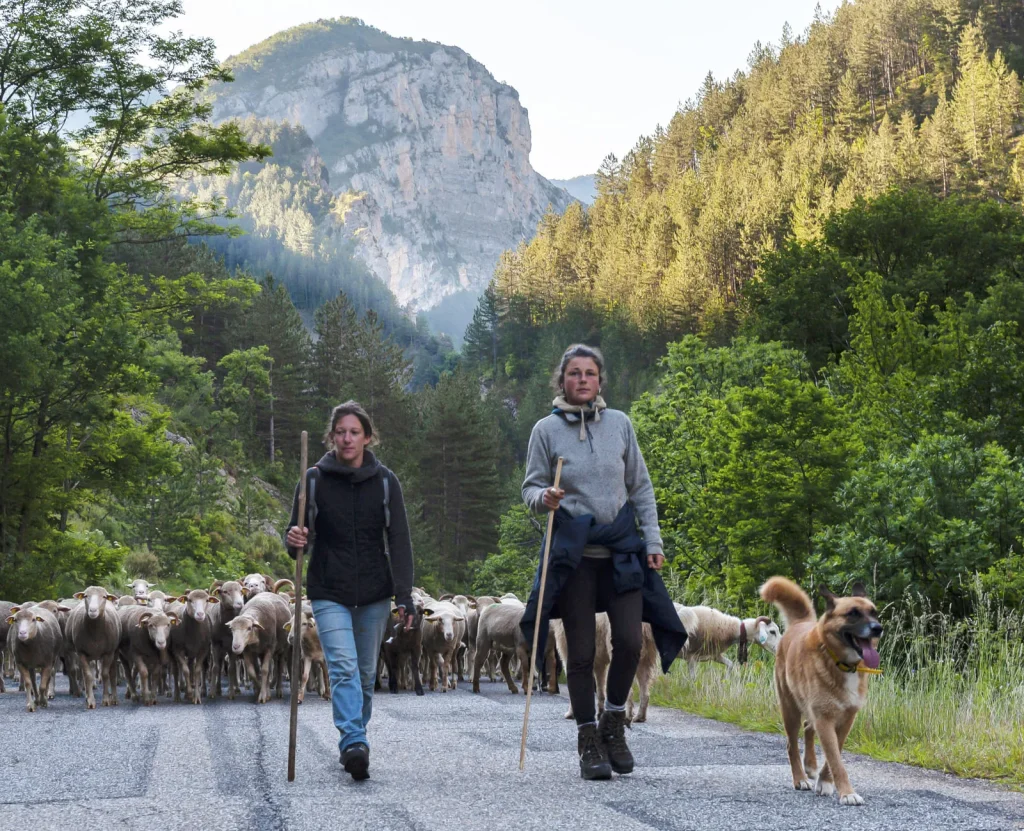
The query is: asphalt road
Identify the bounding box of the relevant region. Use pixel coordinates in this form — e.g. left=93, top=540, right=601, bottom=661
left=2, top=674, right=1023, bottom=831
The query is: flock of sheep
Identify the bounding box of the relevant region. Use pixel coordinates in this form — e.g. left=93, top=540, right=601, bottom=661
left=0, top=575, right=783, bottom=718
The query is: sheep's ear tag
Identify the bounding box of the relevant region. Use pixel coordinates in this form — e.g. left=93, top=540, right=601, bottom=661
left=283, top=622, right=291, bottom=631
left=106, top=595, right=117, bottom=602
left=6, top=616, right=15, bottom=624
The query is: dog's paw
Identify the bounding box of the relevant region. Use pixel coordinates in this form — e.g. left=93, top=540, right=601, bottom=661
left=839, top=792, right=865, bottom=806
left=794, top=779, right=813, bottom=791
left=814, top=777, right=835, bottom=797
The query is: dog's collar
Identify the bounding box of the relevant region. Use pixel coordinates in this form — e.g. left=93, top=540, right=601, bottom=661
left=822, top=642, right=883, bottom=675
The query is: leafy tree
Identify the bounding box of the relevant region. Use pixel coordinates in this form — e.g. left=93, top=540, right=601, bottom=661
left=742, top=190, right=1024, bottom=368
left=469, top=503, right=543, bottom=600
left=633, top=337, right=849, bottom=600
left=951, top=23, right=1022, bottom=192
left=217, top=346, right=273, bottom=457
left=816, top=436, right=1024, bottom=612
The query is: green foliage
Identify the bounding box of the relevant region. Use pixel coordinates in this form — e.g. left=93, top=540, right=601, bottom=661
left=742, top=190, right=1024, bottom=368
left=483, top=1, right=1022, bottom=348
left=632, top=338, right=854, bottom=604
left=415, top=370, right=503, bottom=589
left=469, top=504, right=542, bottom=599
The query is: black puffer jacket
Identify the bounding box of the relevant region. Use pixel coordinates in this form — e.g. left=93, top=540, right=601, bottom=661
left=286, top=451, right=414, bottom=611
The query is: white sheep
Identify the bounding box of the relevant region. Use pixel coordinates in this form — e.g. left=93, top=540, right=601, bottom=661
left=419, top=601, right=466, bottom=692
left=675, top=603, right=781, bottom=673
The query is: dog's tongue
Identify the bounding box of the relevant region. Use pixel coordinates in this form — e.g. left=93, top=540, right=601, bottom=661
left=858, top=638, right=881, bottom=669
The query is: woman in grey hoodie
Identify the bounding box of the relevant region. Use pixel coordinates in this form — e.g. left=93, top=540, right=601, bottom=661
left=522, top=344, right=667, bottom=780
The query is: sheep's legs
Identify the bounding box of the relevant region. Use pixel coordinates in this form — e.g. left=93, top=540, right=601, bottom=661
left=79, top=654, right=97, bottom=709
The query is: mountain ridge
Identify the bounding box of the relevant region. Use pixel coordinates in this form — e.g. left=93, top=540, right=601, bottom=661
left=200, top=17, right=571, bottom=337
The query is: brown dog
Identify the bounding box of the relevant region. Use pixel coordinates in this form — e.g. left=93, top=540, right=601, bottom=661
left=759, top=577, right=883, bottom=806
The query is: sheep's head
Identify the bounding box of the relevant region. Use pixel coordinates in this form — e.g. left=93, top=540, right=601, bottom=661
left=754, top=617, right=782, bottom=654
left=74, top=586, right=117, bottom=619
left=139, top=612, right=175, bottom=651
left=212, top=581, right=245, bottom=613
left=175, top=589, right=218, bottom=623
left=146, top=591, right=169, bottom=613
left=227, top=615, right=264, bottom=654
left=10, top=607, right=49, bottom=641
left=423, top=606, right=465, bottom=642
left=127, top=579, right=156, bottom=599
left=241, top=574, right=269, bottom=596
left=284, top=610, right=316, bottom=647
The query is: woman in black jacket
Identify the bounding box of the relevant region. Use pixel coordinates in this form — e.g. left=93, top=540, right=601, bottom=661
left=286, top=401, right=415, bottom=782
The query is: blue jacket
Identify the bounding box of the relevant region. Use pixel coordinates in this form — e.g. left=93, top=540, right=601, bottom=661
left=519, top=502, right=688, bottom=674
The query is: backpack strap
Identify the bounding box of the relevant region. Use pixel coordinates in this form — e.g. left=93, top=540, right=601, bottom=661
left=305, top=467, right=319, bottom=547
left=382, top=471, right=391, bottom=529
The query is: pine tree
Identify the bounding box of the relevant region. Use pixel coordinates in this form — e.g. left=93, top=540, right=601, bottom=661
left=417, top=371, right=502, bottom=588
left=920, top=85, right=962, bottom=196
left=463, top=282, right=501, bottom=379
left=348, top=309, right=414, bottom=465
left=311, top=291, right=361, bottom=411
left=227, top=275, right=312, bottom=466
left=952, top=24, right=1022, bottom=191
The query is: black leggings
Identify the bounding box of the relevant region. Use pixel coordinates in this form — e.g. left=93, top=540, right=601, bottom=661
left=560, top=557, right=643, bottom=725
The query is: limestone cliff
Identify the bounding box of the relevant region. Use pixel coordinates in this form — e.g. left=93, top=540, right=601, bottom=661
left=206, top=18, right=571, bottom=328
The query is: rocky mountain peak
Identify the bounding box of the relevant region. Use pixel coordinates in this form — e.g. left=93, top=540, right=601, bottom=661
left=207, top=18, right=571, bottom=334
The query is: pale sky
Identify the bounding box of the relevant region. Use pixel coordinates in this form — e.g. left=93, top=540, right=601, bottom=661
left=179, top=0, right=841, bottom=179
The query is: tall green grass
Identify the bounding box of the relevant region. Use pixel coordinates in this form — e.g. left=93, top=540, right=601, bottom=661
left=652, top=584, right=1024, bottom=785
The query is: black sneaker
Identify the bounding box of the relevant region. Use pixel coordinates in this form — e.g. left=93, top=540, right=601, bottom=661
left=340, top=743, right=370, bottom=781
left=577, top=723, right=612, bottom=780
left=598, top=709, right=634, bottom=774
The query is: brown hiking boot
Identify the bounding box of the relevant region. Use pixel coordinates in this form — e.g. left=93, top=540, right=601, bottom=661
left=598, top=709, right=634, bottom=774
left=577, top=723, right=612, bottom=780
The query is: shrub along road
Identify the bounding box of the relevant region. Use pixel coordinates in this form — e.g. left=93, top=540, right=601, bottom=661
left=2, top=676, right=1023, bottom=830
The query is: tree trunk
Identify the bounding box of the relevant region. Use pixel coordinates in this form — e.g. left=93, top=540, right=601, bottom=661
left=268, top=372, right=275, bottom=465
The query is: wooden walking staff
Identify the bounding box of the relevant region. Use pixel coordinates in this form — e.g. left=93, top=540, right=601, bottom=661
left=287, top=430, right=308, bottom=782
left=519, top=455, right=564, bottom=771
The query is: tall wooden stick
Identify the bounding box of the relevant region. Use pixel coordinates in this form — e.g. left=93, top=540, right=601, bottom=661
left=287, top=430, right=308, bottom=782
left=520, top=456, right=564, bottom=771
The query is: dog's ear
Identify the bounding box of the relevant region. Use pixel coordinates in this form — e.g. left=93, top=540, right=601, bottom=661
left=850, top=581, right=867, bottom=597
left=817, top=584, right=838, bottom=612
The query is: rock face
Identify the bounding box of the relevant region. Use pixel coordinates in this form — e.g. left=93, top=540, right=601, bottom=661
left=208, top=18, right=571, bottom=322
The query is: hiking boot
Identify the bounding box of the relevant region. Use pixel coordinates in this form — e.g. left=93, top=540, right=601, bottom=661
left=577, top=723, right=612, bottom=780
left=598, top=709, right=634, bottom=774
left=340, top=742, right=370, bottom=781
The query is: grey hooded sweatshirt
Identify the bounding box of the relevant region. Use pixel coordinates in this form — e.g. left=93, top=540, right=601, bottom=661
left=522, top=407, right=664, bottom=556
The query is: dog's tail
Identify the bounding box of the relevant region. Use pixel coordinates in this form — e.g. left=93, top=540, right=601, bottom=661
left=759, top=577, right=815, bottom=629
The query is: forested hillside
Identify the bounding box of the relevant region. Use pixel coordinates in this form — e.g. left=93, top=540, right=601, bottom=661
left=0, top=0, right=485, bottom=599
left=461, top=0, right=1024, bottom=611
left=2, top=0, right=1023, bottom=614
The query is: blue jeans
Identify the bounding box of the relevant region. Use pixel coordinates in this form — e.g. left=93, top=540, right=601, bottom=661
left=311, top=598, right=391, bottom=753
